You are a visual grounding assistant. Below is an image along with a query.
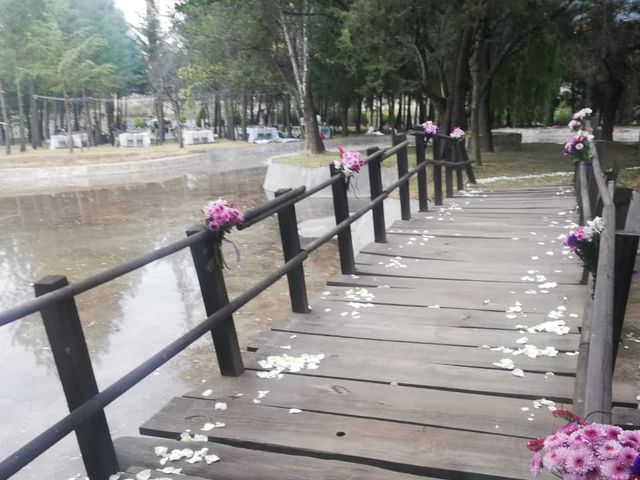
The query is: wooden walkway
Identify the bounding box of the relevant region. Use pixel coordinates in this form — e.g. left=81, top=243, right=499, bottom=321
left=114, top=186, right=636, bottom=479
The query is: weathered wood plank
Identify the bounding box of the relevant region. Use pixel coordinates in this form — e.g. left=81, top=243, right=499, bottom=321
left=272, top=311, right=581, bottom=350
left=304, top=299, right=581, bottom=332
left=255, top=332, right=578, bottom=375
left=182, top=374, right=565, bottom=439
left=115, top=436, right=432, bottom=480
left=319, top=284, right=585, bottom=316
left=325, top=275, right=585, bottom=311
left=360, top=241, right=580, bottom=266
left=355, top=256, right=582, bottom=284
left=140, top=396, right=538, bottom=479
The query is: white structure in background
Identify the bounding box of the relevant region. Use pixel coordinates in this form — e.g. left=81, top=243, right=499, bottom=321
left=182, top=129, right=214, bottom=145
left=49, top=133, right=88, bottom=149
left=119, top=131, right=152, bottom=148
left=246, top=126, right=299, bottom=144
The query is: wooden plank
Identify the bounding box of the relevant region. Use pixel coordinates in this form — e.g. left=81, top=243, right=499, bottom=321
left=246, top=347, right=575, bottom=401
left=355, top=256, right=582, bottom=284
left=361, top=240, right=581, bottom=266
left=123, top=464, right=209, bottom=480
left=305, top=299, right=581, bottom=332
left=255, top=332, right=578, bottom=375
left=326, top=275, right=585, bottom=310
left=272, top=311, right=581, bottom=351
left=140, top=396, right=538, bottom=479
left=183, top=374, right=566, bottom=439
left=388, top=224, right=573, bottom=240
left=319, top=284, right=586, bottom=316
left=392, top=218, right=574, bottom=232
left=115, top=436, right=431, bottom=480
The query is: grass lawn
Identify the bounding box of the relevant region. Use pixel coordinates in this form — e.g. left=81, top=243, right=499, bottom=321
left=0, top=138, right=248, bottom=169
left=275, top=141, right=639, bottom=193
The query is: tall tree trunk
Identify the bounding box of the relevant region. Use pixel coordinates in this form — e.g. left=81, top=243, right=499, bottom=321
left=223, top=95, right=235, bottom=140
left=303, top=86, right=324, bottom=154
left=155, top=98, right=165, bottom=143
left=284, top=94, right=291, bottom=136
left=0, top=82, right=11, bottom=155
left=43, top=99, right=49, bottom=141
left=241, top=94, right=248, bottom=140
left=82, top=93, right=93, bottom=147
left=406, top=95, right=413, bottom=129
left=446, top=27, right=472, bottom=133
left=478, top=40, right=493, bottom=152
left=29, top=82, right=41, bottom=148
left=355, top=97, right=362, bottom=133
left=176, top=103, right=184, bottom=148
left=388, top=96, right=395, bottom=128
left=64, top=88, right=73, bottom=153
left=394, top=95, right=403, bottom=130
left=15, top=77, right=26, bottom=152
left=601, top=73, right=624, bottom=142
left=417, top=92, right=426, bottom=124
left=95, top=101, right=102, bottom=144
left=341, top=104, right=349, bottom=137
left=469, top=0, right=488, bottom=166
left=106, top=96, right=115, bottom=145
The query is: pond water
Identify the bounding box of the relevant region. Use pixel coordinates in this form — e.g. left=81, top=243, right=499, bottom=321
left=0, top=166, right=339, bottom=479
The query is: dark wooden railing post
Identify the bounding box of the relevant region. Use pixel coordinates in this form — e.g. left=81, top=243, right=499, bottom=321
left=186, top=226, right=244, bottom=376
left=275, top=188, right=310, bottom=313
left=432, top=136, right=443, bottom=206
left=367, top=146, right=387, bottom=243
left=413, top=132, right=429, bottom=212
left=330, top=164, right=356, bottom=274
left=393, top=133, right=411, bottom=220
left=34, top=275, right=119, bottom=480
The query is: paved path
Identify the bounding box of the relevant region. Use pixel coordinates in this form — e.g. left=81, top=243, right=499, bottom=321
left=113, top=186, right=636, bottom=479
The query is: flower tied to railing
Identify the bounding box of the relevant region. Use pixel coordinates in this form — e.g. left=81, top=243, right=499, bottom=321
left=422, top=121, right=439, bottom=142
left=563, top=107, right=595, bottom=162
left=528, top=408, right=640, bottom=479
left=334, top=146, right=364, bottom=178
left=202, top=199, right=244, bottom=271
left=563, top=216, right=604, bottom=277
left=450, top=127, right=465, bottom=140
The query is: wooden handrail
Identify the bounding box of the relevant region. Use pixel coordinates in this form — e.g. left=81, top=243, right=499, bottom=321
left=592, top=143, right=613, bottom=206
left=0, top=138, right=419, bottom=479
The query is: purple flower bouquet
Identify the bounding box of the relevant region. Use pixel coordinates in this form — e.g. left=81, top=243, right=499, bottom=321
left=202, top=199, right=244, bottom=271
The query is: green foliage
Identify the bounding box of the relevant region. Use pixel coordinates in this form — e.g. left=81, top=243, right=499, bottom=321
left=134, top=117, right=146, bottom=128
left=554, top=106, right=572, bottom=125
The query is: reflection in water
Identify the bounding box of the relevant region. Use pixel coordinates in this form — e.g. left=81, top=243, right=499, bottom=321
left=0, top=167, right=338, bottom=479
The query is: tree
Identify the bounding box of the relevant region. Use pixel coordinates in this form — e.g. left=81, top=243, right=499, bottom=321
left=26, top=0, right=116, bottom=152
left=570, top=0, right=640, bottom=140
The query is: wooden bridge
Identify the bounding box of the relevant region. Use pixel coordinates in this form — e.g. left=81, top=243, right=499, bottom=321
left=0, top=134, right=638, bottom=479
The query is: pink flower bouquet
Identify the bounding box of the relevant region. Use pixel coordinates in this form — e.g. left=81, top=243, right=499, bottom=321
left=450, top=127, right=465, bottom=139
left=422, top=121, right=439, bottom=136
left=529, top=410, right=640, bottom=479
left=335, top=147, right=364, bottom=177
left=202, top=199, right=244, bottom=270
left=562, top=132, right=594, bottom=162
left=563, top=217, right=603, bottom=276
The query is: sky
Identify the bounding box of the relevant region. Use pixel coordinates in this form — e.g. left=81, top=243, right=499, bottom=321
left=114, top=0, right=175, bottom=28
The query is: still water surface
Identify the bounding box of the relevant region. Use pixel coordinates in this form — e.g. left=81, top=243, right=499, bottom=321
left=0, top=167, right=338, bottom=479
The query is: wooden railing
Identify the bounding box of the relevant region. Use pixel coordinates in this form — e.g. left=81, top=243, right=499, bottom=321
left=0, top=134, right=475, bottom=479
left=574, top=143, right=639, bottom=423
